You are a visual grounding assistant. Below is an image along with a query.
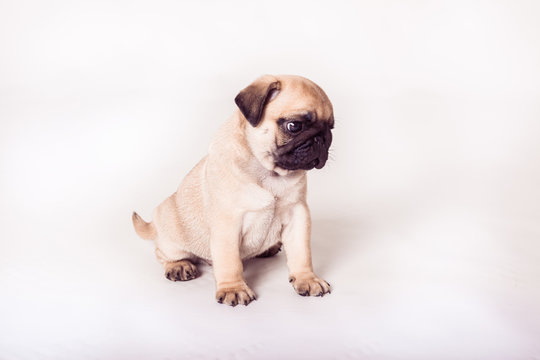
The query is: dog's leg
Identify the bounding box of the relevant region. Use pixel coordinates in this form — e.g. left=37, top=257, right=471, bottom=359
left=210, top=218, right=257, bottom=306
left=156, top=248, right=199, bottom=282
left=282, top=203, right=331, bottom=297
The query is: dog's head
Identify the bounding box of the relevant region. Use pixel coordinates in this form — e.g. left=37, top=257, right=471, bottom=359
left=235, top=75, right=334, bottom=175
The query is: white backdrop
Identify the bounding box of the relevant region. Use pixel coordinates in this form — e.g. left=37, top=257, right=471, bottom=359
left=1, top=1, right=540, bottom=359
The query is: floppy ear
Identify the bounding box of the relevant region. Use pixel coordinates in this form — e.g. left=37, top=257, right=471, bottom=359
left=234, top=76, right=281, bottom=127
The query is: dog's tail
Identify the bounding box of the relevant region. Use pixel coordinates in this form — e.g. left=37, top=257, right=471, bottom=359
left=132, top=212, right=157, bottom=240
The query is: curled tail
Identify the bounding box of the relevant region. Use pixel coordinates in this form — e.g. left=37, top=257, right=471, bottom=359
left=132, top=212, right=157, bottom=240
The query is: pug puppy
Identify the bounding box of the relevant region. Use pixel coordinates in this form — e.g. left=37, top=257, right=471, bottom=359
left=132, top=75, right=334, bottom=306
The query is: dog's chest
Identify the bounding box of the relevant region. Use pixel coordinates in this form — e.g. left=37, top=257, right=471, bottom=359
left=239, top=174, right=302, bottom=258
left=240, top=207, right=280, bottom=258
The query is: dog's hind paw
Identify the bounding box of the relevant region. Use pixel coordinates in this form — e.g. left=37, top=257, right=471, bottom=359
left=164, top=259, right=199, bottom=281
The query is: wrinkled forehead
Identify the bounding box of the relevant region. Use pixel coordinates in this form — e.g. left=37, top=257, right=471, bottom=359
left=264, top=79, right=334, bottom=122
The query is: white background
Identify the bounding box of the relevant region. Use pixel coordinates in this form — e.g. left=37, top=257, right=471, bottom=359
left=1, top=1, right=540, bottom=359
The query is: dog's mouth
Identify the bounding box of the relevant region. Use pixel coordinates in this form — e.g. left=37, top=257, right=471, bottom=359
left=275, top=158, right=322, bottom=171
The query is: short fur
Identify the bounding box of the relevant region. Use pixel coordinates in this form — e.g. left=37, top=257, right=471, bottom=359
left=133, top=75, right=334, bottom=306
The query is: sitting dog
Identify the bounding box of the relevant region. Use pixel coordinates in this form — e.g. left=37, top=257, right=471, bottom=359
left=133, top=75, right=334, bottom=306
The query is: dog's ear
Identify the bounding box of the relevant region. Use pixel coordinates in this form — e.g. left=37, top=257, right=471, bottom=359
left=235, top=76, right=281, bottom=127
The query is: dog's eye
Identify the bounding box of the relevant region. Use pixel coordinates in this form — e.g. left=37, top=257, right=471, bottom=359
left=286, top=121, right=303, bottom=134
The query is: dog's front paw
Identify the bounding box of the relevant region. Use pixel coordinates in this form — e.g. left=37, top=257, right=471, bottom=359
left=216, top=281, right=257, bottom=307
left=289, top=273, right=331, bottom=297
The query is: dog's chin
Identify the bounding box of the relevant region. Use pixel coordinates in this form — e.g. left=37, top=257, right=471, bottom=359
left=272, top=166, right=294, bottom=176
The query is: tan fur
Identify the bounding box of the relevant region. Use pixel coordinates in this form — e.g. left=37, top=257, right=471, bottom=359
left=133, top=75, right=333, bottom=306
left=132, top=211, right=157, bottom=240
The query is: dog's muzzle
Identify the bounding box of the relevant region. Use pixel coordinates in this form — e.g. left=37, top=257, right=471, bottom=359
left=274, top=127, right=332, bottom=171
